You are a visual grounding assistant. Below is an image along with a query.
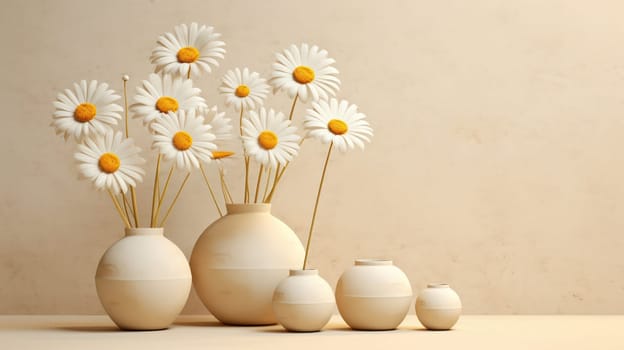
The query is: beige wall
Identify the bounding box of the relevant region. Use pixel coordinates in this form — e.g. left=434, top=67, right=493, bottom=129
left=2, top=0, right=624, bottom=314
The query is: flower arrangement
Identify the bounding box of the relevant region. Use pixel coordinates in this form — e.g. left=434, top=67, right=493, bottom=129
left=51, top=22, right=373, bottom=267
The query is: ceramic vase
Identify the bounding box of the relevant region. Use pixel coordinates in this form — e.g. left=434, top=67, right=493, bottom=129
left=95, top=227, right=192, bottom=330
left=190, top=203, right=305, bottom=325
left=335, top=259, right=413, bottom=330
left=415, top=283, right=462, bottom=330
left=272, top=269, right=335, bottom=332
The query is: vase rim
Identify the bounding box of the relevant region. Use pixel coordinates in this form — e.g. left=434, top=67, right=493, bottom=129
left=355, top=258, right=393, bottom=266
left=289, top=268, right=319, bottom=276
left=226, top=203, right=271, bottom=214
left=427, top=283, right=450, bottom=288
left=125, top=227, right=164, bottom=236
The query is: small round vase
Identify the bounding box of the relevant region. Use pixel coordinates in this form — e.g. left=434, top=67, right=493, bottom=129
left=95, top=227, right=192, bottom=330
left=190, top=203, right=304, bottom=325
left=335, top=259, right=413, bottom=331
left=272, top=269, right=335, bottom=332
left=415, top=283, right=462, bottom=330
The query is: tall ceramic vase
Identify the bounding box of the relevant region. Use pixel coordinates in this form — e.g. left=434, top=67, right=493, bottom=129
left=335, top=259, right=413, bottom=330
left=190, top=203, right=305, bottom=325
left=95, top=227, right=192, bottom=330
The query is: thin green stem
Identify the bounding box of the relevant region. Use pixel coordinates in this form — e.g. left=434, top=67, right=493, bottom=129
left=154, top=165, right=175, bottom=225
left=108, top=189, right=131, bottom=228
left=150, top=154, right=162, bottom=227
left=254, top=164, right=264, bottom=203
left=303, top=142, right=334, bottom=270
left=262, top=167, right=272, bottom=202
left=199, top=163, right=224, bottom=217
left=159, top=172, right=191, bottom=227
left=288, top=94, right=299, bottom=121
left=219, top=167, right=233, bottom=204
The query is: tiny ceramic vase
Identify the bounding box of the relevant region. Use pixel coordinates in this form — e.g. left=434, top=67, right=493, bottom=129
left=415, top=283, right=462, bottom=330
left=335, top=259, right=413, bottom=330
left=95, top=227, right=192, bottom=330
left=190, top=203, right=304, bottom=325
left=272, top=269, right=335, bottom=332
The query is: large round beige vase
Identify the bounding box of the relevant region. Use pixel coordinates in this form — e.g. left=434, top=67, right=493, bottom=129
left=190, top=203, right=305, bottom=325
left=95, top=227, right=192, bottom=331
left=335, top=259, right=413, bottom=330
left=272, top=269, right=335, bottom=332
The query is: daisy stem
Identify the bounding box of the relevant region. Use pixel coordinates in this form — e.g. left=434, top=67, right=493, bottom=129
left=150, top=154, right=162, bottom=228
left=123, top=77, right=140, bottom=227
left=240, top=107, right=251, bottom=204
left=264, top=162, right=291, bottom=203
left=219, top=167, right=233, bottom=204
left=219, top=174, right=229, bottom=204
left=244, top=157, right=251, bottom=204
left=199, top=163, right=223, bottom=217
left=303, top=142, right=334, bottom=270
left=288, top=94, right=299, bottom=121
left=155, top=165, right=175, bottom=221
left=187, top=66, right=191, bottom=80
left=120, top=192, right=136, bottom=227
left=123, top=77, right=130, bottom=138
left=263, top=138, right=306, bottom=203
left=130, top=188, right=140, bottom=227
left=254, top=164, right=264, bottom=203
left=262, top=167, right=272, bottom=202
left=121, top=192, right=133, bottom=227
left=263, top=164, right=281, bottom=203
left=108, top=189, right=131, bottom=228
left=159, top=172, right=191, bottom=227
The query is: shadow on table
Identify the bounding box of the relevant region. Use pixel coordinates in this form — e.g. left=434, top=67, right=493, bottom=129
left=173, top=320, right=224, bottom=327
left=257, top=325, right=439, bottom=334
left=55, top=325, right=121, bottom=333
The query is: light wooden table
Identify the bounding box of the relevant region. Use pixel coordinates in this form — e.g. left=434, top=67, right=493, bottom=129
left=1, top=315, right=623, bottom=349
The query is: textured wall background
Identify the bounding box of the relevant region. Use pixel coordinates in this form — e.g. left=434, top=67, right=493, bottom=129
left=2, top=0, right=624, bottom=314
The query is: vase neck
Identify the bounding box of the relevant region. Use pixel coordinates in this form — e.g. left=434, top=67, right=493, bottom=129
left=355, top=258, right=393, bottom=266
left=125, top=227, right=164, bottom=237
left=226, top=203, right=271, bottom=215
left=289, top=269, right=319, bottom=276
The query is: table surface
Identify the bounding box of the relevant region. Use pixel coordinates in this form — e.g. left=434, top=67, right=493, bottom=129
left=1, top=315, right=623, bottom=350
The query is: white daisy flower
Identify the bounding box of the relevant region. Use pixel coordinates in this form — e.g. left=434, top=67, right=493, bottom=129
left=304, top=98, right=373, bottom=152
left=130, top=73, right=207, bottom=128
left=74, top=131, right=145, bottom=194
left=242, top=108, right=300, bottom=168
left=269, top=43, right=340, bottom=103
left=52, top=80, right=123, bottom=141
left=219, top=68, right=270, bottom=112
left=150, top=22, right=226, bottom=78
left=197, top=105, right=232, bottom=141
left=152, top=110, right=217, bottom=171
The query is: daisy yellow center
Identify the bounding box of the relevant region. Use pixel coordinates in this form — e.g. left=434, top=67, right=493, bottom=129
left=172, top=131, right=193, bottom=151
left=74, top=103, right=97, bottom=123
left=235, top=85, right=250, bottom=97
left=212, top=150, right=235, bottom=159
left=292, top=66, right=315, bottom=84
left=328, top=119, right=348, bottom=135
left=98, top=153, right=120, bottom=174
left=177, top=46, right=200, bottom=63
left=155, top=96, right=179, bottom=113
left=258, top=131, right=278, bottom=150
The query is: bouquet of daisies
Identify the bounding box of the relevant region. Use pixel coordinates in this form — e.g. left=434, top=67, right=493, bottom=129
left=51, top=22, right=373, bottom=268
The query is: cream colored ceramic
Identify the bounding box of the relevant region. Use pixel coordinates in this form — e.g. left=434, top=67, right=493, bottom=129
left=335, top=259, right=413, bottom=330
left=272, top=269, right=335, bottom=332
left=190, top=203, right=305, bottom=325
left=415, top=283, right=462, bottom=330
left=95, top=227, right=192, bottom=330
